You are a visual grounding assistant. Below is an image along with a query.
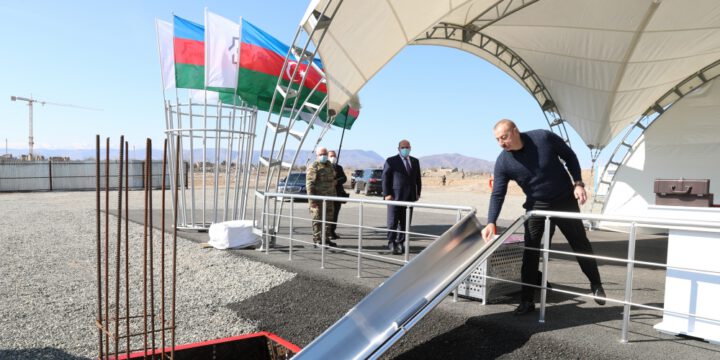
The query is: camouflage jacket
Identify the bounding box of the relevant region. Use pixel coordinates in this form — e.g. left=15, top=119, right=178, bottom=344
left=306, top=161, right=337, bottom=196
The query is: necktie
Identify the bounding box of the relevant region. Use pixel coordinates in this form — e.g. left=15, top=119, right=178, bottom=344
left=404, top=157, right=412, bottom=173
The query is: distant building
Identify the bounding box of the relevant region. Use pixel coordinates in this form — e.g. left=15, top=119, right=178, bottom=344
left=49, top=156, right=70, bottom=162
left=20, top=154, right=46, bottom=161
left=0, top=154, right=14, bottom=161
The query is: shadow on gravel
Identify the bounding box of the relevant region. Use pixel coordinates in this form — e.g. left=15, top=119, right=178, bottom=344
left=0, top=348, right=86, bottom=360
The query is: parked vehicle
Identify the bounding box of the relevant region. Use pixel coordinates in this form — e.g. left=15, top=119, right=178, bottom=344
left=354, top=168, right=383, bottom=196
left=350, top=169, right=364, bottom=188
left=278, top=172, right=307, bottom=200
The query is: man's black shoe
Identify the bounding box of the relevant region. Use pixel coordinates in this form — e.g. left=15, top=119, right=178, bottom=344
left=327, top=240, right=339, bottom=248
left=591, top=284, right=606, bottom=305
left=387, top=243, right=395, bottom=253
left=392, top=243, right=404, bottom=255
left=330, top=233, right=340, bottom=240
left=514, top=301, right=535, bottom=315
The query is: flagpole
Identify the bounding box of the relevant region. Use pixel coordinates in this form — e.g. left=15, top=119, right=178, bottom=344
left=337, top=122, right=347, bottom=163
left=155, top=18, right=181, bottom=230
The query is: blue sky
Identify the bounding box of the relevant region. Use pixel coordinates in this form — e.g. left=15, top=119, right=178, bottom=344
left=0, top=0, right=599, bottom=167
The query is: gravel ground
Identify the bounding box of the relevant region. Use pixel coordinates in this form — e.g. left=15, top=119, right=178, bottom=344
left=0, top=191, right=295, bottom=359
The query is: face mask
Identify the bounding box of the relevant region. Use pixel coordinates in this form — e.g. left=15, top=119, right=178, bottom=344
left=399, top=148, right=410, bottom=157
left=329, top=156, right=337, bottom=164
left=318, top=155, right=328, bottom=163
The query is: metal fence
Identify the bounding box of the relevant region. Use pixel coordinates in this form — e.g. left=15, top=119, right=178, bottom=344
left=525, top=210, right=720, bottom=343
left=260, top=192, right=476, bottom=274
left=0, top=160, right=174, bottom=192
left=258, top=191, right=720, bottom=344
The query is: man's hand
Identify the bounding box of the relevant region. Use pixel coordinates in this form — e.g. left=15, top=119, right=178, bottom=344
left=481, top=223, right=496, bottom=241
left=384, top=195, right=393, bottom=201
left=574, top=185, right=587, bottom=205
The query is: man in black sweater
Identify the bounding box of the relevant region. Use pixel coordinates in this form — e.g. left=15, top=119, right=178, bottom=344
left=481, top=119, right=605, bottom=315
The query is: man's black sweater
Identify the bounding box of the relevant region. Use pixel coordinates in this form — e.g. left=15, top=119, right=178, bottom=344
left=487, top=129, right=582, bottom=224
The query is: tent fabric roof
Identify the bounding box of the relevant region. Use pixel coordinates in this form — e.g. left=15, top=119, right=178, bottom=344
left=302, top=0, right=720, bottom=149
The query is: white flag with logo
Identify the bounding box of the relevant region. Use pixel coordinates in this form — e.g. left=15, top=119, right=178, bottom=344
left=204, top=10, right=241, bottom=93
left=189, top=89, right=220, bottom=104
left=155, top=19, right=176, bottom=90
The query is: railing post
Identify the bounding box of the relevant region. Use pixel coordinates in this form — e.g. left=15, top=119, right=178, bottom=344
left=404, top=205, right=411, bottom=262
left=321, top=199, right=326, bottom=269
left=289, top=197, right=294, bottom=261
left=539, top=216, right=551, bottom=324
left=357, top=202, right=363, bottom=278
left=621, top=222, right=637, bottom=343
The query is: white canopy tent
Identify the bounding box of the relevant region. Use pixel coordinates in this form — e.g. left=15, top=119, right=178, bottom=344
left=603, top=76, right=720, bottom=221
left=302, top=0, right=720, bottom=149
left=293, top=0, right=720, bottom=216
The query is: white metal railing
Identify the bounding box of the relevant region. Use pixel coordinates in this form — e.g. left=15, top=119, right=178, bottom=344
left=260, top=192, right=475, bottom=275
left=528, top=210, right=720, bottom=343
left=258, top=191, right=720, bottom=344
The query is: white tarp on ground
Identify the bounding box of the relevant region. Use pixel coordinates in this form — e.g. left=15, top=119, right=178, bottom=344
left=602, top=77, right=720, bottom=220
left=208, top=220, right=259, bottom=249
left=302, top=0, right=720, bottom=149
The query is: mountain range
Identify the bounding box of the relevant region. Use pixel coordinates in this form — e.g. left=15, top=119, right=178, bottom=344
left=5, top=148, right=495, bottom=172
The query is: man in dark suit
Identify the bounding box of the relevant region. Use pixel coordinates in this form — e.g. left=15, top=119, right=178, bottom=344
left=382, top=139, right=422, bottom=255
left=328, top=150, right=347, bottom=239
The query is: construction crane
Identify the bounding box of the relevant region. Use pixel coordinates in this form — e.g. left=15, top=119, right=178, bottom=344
left=10, top=95, right=101, bottom=160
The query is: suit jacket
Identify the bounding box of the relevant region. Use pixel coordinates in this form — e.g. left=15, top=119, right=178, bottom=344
left=382, top=154, right=421, bottom=202
left=332, top=163, right=347, bottom=195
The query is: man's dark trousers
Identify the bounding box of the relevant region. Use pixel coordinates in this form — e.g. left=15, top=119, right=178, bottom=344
left=521, top=195, right=602, bottom=302
left=387, top=206, right=413, bottom=245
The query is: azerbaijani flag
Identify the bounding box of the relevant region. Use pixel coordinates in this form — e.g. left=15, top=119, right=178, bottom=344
left=237, top=19, right=359, bottom=129
left=173, top=16, right=205, bottom=89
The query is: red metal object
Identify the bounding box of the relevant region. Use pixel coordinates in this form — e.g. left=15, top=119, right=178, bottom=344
left=107, top=331, right=300, bottom=360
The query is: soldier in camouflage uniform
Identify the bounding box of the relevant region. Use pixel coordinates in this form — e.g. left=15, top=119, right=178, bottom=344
left=306, top=146, right=338, bottom=247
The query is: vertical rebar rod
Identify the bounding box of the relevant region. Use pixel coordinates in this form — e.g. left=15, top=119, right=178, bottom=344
left=147, top=138, right=157, bottom=353
left=114, top=137, right=124, bottom=358
left=104, top=137, right=110, bottom=359
left=622, top=222, right=638, bottom=343
left=143, top=143, right=149, bottom=357
left=172, top=136, right=180, bottom=358
left=95, top=135, right=103, bottom=360
left=160, top=139, right=168, bottom=359
left=124, top=142, right=130, bottom=358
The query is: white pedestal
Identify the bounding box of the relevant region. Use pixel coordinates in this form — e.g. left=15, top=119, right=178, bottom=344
left=647, top=206, right=720, bottom=343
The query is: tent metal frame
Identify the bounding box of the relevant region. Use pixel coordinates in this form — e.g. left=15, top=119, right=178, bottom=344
left=251, top=0, right=342, bottom=248
left=591, top=59, right=720, bottom=213
left=414, top=22, right=571, bottom=146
